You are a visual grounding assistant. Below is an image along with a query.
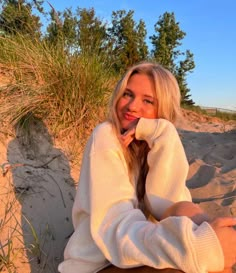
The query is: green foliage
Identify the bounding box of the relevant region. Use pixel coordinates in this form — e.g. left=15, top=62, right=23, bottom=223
left=22, top=215, right=41, bottom=263
left=0, top=239, right=14, bottom=272
left=0, top=182, right=21, bottom=273
left=213, top=110, right=236, bottom=121
left=177, top=50, right=195, bottom=105
left=182, top=104, right=207, bottom=114
left=150, top=12, right=195, bottom=105
left=182, top=105, right=236, bottom=121
left=0, top=176, right=49, bottom=272
left=77, top=7, right=107, bottom=54
left=0, top=0, right=42, bottom=37
left=63, top=8, right=78, bottom=49
left=45, top=6, right=109, bottom=56
left=136, top=19, right=148, bottom=61
left=150, top=12, right=185, bottom=70
left=108, top=10, right=148, bottom=72
left=45, top=6, right=79, bottom=51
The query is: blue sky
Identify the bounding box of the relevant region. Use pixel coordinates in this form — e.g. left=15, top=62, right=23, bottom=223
left=43, top=0, right=236, bottom=110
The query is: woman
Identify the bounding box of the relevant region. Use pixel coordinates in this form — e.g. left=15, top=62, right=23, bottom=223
left=58, top=62, right=236, bottom=273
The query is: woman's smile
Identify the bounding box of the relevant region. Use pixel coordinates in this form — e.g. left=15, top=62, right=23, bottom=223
left=124, top=113, right=139, bottom=121
left=116, top=73, right=158, bottom=130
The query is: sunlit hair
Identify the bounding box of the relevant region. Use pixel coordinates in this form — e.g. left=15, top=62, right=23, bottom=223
left=108, top=62, right=182, bottom=201
left=108, top=61, right=181, bottom=133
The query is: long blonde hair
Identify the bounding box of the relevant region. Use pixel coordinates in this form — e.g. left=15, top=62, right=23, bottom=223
left=108, top=62, right=181, bottom=200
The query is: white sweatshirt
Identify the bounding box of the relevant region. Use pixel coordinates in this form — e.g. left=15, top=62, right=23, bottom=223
left=58, top=118, right=224, bottom=273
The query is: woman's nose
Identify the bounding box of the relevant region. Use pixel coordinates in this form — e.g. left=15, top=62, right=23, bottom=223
left=127, top=98, right=140, bottom=111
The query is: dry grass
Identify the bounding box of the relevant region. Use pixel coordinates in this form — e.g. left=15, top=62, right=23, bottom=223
left=0, top=169, right=27, bottom=273
left=0, top=34, right=115, bottom=139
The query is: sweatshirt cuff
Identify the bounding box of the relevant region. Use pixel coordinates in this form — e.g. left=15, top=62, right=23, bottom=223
left=193, top=222, right=224, bottom=272
left=135, top=118, right=160, bottom=141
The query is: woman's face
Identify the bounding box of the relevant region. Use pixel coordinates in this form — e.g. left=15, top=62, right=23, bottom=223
left=116, top=73, right=158, bottom=131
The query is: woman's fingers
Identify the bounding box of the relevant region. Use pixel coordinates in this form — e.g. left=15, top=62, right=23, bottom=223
left=120, top=127, right=136, bottom=147
left=210, top=217, right=236, bottom=268
left=211, top=217, right=236, bottom=228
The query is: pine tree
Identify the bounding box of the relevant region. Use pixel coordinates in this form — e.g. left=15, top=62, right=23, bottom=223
left=150, top=12, right=195, bottom=105
left=46, top=6, right=78, bottom=51
left=108, top=10, right=148, bottom=72
left=137, top=19, right=148, bottom=61
left=0, top=0, right=42, bottom=37
left=76, top=7, right=107, bottom=54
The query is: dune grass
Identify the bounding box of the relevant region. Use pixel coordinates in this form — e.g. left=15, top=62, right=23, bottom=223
left=0, top=33, right=116, bottom=138
left=213, top=110, right=236, bottom=121
left=182, top=105, right=236, bottom=121
left=0, top=173, right=24, bottom=273
left=0, top=175, right=47, bottom=273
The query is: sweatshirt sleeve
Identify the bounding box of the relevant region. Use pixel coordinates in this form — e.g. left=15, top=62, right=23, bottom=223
left=135, top=118, right=192, bottom=220
left=88, top=123, right=224, bottom=273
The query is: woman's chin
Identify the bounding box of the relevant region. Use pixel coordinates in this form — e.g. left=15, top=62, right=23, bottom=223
left=120, top=120, right=138, bottom=131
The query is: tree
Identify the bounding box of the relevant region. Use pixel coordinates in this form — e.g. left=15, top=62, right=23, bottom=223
left=150, top=12, right=195, bottom=105
left=108, top=10, right=148, bottom=72
left=45, top=7, right=63, bottom=45
left=46, top=6, right=78, bottom=51
left=175, top=50, right=195, bottom=105
left=76, top=7, right=107, bottom=54
left=62, top=8, right=78, bottom=50
left=136, top=19, right=148, bottom=61
left=0, top=0, right=42, bottom=37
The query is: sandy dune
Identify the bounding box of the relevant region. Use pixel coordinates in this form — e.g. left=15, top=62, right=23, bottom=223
left=0, top=110, right=235, bottom=272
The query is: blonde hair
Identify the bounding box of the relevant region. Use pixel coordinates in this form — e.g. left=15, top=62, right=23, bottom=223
left=108, top=62, right=182, bottom=200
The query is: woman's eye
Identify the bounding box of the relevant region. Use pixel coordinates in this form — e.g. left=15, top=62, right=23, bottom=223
left=123, top=91, right=133, bottom=98
left=144, top=99, right=154, bottom=105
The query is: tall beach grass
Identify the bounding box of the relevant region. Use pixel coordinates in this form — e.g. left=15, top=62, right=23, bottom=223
left=182, top=105, right=236, bottom=121
left=0, top=33, right=116, bottom=138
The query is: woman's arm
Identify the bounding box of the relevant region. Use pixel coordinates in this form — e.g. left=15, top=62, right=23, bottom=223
left=135, top=118, right=192, bottom=220
left=84, top=122, right=224, bottom=273
left=134, top=118, right=236, bottom=271
left=160, top=201, right=210, bottom=225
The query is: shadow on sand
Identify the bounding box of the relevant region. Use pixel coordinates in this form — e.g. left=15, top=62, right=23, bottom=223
left=7, top=116, right=76, bottom=272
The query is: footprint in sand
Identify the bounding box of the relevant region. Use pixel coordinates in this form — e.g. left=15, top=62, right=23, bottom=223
left=187, top=160, right=216, bottom=189
left=221, top=189, right=236, bottom=206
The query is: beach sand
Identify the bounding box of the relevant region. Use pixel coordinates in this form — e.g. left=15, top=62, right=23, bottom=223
left=0, top=110, right=235, bottom=272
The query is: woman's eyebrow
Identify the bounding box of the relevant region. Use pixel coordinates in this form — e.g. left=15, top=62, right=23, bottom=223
left=143, top=94, right=154, bottom=98
left=124, top=88, right=133, bottom=92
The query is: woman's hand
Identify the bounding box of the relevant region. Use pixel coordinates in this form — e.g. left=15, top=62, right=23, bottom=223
left=119, top=126, right=136, bottom=147
left=119, top=119, right=140, bottom=148
left=210, top=217, right=236, bottom=269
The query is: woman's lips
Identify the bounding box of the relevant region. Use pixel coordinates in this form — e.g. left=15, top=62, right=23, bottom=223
left=124, top=113, right=138, bottom=121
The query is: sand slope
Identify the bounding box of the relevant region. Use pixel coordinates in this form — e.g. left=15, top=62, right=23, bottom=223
left=0, top=110, right=235, bottom=272
left=0, top=119, right=76, bottom=273
left=178, top=110, right=236, bottom=220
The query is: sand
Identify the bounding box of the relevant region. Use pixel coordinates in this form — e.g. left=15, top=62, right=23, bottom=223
left=0, top=110, right=235, bottom=273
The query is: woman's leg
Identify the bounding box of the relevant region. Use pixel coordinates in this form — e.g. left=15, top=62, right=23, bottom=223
left=99, top=265, right=184, bottom=272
